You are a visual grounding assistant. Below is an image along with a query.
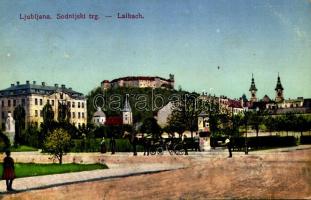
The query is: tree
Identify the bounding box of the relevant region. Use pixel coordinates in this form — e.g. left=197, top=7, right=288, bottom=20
left=249, top=111, right=263, bottom=137
left=264, top=116, right=276, bottom=135
left=167, top=93, right=202, bottom=138
left=140, top=117, right=161, bottom=139
left=40, top=103, right=55, bottom=146
left=0, top=130, right=10, bottom=151
left=13, top=105, right=26, bottom=147
left=43, top=128, right=72, bottom=164
left=166, top=111, right=187, bottom=138
left=294, top=115, right=308, bottom=136
left=24, top=123, right=40, bottom=148
left=43, top=103, right=55, bottom=126
left=58, top=102, right=70, bottom=123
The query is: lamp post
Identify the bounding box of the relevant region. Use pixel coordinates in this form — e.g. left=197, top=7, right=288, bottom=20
left=244, top=110, right=248, bottom=155
left=256, top=107, right=260, bottom=137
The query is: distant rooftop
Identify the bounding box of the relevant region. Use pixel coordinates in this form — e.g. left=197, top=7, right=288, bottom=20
left=0, top=81, right=85, bottom=99
left=103, top=75, right=174, bottom=83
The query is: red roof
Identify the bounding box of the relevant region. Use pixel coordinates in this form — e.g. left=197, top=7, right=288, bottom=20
left=228, top=99, right=242, bottom=108
left=110, top=76, right=172, bottom=83
left=105, top=116, right=123, bottom=126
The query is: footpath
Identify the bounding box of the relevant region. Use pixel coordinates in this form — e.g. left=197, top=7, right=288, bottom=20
left=0, top=163, right=185, bottom=194
left=0, top=145, right=310, bottom=194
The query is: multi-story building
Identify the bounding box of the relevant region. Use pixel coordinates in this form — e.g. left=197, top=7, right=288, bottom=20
left=0, top=81, right=87, bottom=130
left=101, top=74, right=175, bottom=90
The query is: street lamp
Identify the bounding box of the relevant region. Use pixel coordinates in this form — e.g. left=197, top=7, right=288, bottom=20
left=244, top=110, right=248, bottom=155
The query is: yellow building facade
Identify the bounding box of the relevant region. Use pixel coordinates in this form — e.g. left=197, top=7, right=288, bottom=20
left=0, top=81, right=87, bottom=130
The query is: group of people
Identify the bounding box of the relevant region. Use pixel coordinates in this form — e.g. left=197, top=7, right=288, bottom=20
left=100, top=137, right=116, bottom=154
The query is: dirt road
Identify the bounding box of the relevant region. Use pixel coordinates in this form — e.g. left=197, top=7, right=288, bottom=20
left=2, top=149, right=311, bottom=200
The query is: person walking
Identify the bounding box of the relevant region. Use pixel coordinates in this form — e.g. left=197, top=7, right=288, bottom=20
left=182, top=135, right=188, bottom=155
left=225, top=137, right=232, bottom=158
left=110, top=136, right=116, bottom=154
left=2, top=151, right=15, bottom=191
left=100, top=137, right=106, bottom=153
left=194, top=132, right=200, bottom=152
left=143, top=137, right=150, bottom=156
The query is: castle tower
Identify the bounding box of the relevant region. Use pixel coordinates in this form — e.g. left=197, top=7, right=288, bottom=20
left=122, top=94, right=133, bottom=125
left=275, top=73, right=284, bottom=102
left=249, top=74, right=258, bottom=102
left=169, top=74, right=175, bottom=89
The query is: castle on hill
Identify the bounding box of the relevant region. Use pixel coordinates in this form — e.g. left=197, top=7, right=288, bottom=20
left=101, top=74, right=175, bottom=90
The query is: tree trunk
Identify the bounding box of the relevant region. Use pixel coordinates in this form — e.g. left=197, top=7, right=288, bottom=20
left=59, top=153, right=63, bottom=164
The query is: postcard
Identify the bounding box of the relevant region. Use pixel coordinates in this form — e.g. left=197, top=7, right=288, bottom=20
left=0, top=0, right=310, bottom=199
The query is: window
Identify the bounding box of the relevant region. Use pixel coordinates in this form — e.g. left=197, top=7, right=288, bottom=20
left=78, top=112, right=81, bottom=119
left=40, top=99, right=43, bottom=105
left=40, top=110, right=43, bottom=117
left=72, top=112, right=75, bottom=118
left=78, top=102, right=80, bottom=108
left=8, top=100, right=11, bottom=107
left=82, top=112, right=84, bottom=118
left=22, top=99, right=25, bottom=106
left=72, top=102, right=75, bottom=108
left=82, top=102, right=84, bottom=108
left=60, top=93, right=63, bottom=99
left=35, top=122, right=38, bottom=128
left=52, top=100, right=54, bottom=106
left=67, top=101, right=71, bottom=107
left=47, top=100, right=50, bottom=105
left=35, top=110, right=38, bottom=117
left=1, top=101, right=4, bottom=107
left=35, top=98, right=38, bottom=105
left=13, top=99, right=16, bottom=107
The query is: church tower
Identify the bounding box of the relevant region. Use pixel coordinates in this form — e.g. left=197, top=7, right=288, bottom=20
left=122, top=94, right=133, bottom=125
left=275, top=73, right=284, bottom=103
left=249, top=74, right=258, bottom=102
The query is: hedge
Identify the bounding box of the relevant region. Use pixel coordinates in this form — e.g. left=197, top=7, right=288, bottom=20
left=69, top=138, right=144, bottom=152
left=0, top=131, right=10, bottom=152
left=300, top=136, right=311, bottom=144
left=211, top=136, right=297, bottom=151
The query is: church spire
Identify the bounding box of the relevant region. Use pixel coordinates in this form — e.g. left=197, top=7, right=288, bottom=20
left=249, top=73, right=257, bottom=92
left=122, top=94, right=133, bottom=125
left=123, top=94, right=132, bottom=112
left=249, top=73, right=257, bottom=102
left=275, top=73, right=284, bottom=102
left=275, top=73, right=284, bottom=91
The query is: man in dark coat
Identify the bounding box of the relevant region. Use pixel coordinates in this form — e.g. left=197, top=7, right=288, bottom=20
left=225, top=137, right=232, bottom=158
left=110, top=136, right=116, bottom=154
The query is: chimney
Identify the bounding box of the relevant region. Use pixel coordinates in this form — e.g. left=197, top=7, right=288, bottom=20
left=55, top=84, right=58, bottom=88
left=33, top=81, right=36, bottom=85
left=16, top=81, right=20, bottom=86
left=11, top=84, right=14, bottom=87
left=61, top=84, right=66, bottom=89
left=42, top=82, right=46, bottom=86
left=26, top=80, right=30, bottom=84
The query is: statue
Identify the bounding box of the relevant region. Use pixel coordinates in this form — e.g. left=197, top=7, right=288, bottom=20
left=4, top=113, right=15, bottom=145
left=5, top=113, right=15, bottom=133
